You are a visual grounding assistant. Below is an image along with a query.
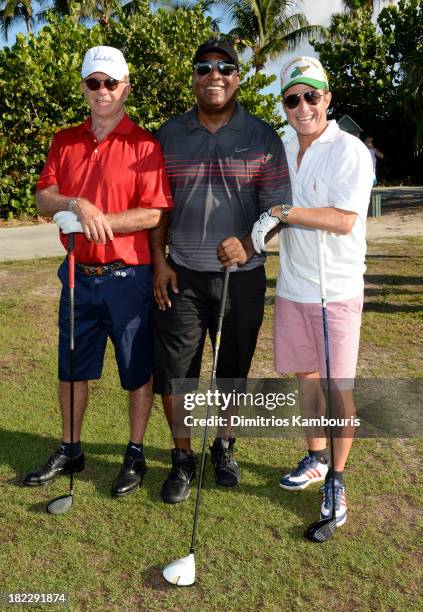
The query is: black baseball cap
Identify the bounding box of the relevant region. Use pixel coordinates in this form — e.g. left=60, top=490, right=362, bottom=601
left=193, top=38, right=239, bottom=68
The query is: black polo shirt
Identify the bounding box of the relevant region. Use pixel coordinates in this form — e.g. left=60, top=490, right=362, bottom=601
left=156, top=103, right=292, bottom=272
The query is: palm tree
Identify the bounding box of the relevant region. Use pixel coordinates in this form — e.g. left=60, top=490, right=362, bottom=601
left=37, top=0, right=124, bottom=29
left=149, top=0, right=220, bottom=31
left=216, top=0, right=325, bottom=73
left=0, top=0, right=34, bottom=39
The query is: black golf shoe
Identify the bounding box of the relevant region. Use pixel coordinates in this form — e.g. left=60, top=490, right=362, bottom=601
left=111, top=454, right=147, bottom=497
left=210, top=437, right=240, bottom=487
left=23, top=449, right=85, bottom=486
left=161, top=448, right=196, bottom=504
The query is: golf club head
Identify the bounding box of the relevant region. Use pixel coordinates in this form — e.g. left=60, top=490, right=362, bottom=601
left=163, top=553, right=195, bottom=587
left=46, top=494, right=73, bottom=515
left=304, top=517, right=336, bottom=543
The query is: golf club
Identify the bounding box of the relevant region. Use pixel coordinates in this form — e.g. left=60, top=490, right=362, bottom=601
left=47, top=233, right=75, bottom=515
left=305, top=230, right=337, bottom=542
left=163, top=265, right=231, bottom=586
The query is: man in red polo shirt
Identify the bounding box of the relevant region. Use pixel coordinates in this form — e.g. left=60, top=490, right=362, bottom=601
left=23, top=46, right=173, bottom=497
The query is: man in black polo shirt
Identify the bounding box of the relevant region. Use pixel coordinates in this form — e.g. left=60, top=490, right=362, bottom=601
left=151, top=38, right=292, bottom=504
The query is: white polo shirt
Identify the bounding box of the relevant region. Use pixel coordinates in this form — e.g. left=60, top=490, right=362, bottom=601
left=277, top=120, right=373, bottom=303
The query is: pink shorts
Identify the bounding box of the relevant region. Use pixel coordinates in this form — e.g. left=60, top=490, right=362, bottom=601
left=274, top=295, right=363, bottom=379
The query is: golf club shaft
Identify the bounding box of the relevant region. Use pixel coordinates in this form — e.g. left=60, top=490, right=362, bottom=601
left=68, top=234, right=75, bottom=494
left=189, top=266, right=231, bottom=554
left=316, top=230, right=336, bottom=520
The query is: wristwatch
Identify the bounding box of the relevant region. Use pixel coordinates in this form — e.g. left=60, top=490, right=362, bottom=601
left=277, top=204, right=292, bottom=224
left=67, top=198, right=78, bottom=212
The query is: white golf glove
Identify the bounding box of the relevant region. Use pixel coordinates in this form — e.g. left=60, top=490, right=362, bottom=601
left=53, top=211, right=83, bottom=234
left=251, top=208, right=280, bottom=254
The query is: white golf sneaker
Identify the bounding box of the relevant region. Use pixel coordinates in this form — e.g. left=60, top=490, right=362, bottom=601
left=279, top=454, right=329, bottom=490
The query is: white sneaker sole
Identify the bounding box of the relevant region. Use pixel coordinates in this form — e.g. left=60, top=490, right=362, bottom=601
left=279, top=474, right=326, bottom=491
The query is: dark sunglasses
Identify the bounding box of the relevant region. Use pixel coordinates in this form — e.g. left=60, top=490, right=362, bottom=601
left=193, top=60, right=238, bottom=76
left=283, top=90, right=324, bottom=109
left=83, top=77, right=123, bottom=91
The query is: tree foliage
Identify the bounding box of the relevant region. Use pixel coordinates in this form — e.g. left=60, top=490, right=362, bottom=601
left=148, top=0, right=221, bottom=31
left=341, top=0, right=392, bottom=11
left=401, top=50, right=423, bottom=153
left=312, top=0, right=423, bottom=181
left=381, top=0, right=423, bottom=154
left=313, top=7, right=393, bottom=124
left=0, top=14, right=100, bottom=217
left=0, top=2, right=282, bottom=218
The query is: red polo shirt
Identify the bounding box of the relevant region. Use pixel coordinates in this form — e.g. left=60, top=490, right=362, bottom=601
left=37, top=114, right=173, bottom=265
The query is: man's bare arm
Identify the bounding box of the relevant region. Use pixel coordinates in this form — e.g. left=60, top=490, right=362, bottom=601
left=106, top=208, right=164, bottom=233
left=273, top=206, right=358, bottom=235
left=36, top=185, right=73, bottom=217
left=150, top=214, right=178, bottom=310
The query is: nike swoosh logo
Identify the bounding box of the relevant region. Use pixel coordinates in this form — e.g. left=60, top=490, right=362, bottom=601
left=234, top=147, right=250, bottom=153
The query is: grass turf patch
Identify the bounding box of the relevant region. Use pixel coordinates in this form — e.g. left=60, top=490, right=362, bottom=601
left=0, top=241, right=422, bottom=611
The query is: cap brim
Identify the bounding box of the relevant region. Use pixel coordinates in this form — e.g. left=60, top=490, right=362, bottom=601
left=282, top=77, right=328, bottom=95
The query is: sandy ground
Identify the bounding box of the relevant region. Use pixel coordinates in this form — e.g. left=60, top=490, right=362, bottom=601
left=366, top=186, right=423, bottom=240
left=366, top=208, right=423, bottom=240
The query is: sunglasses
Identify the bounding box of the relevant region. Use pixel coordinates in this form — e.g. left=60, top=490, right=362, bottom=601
left=193, top=60, right=238, bottom=76
left=83, top=77, right=123, bottom=91
left=283, top=90, right=324, bottom=110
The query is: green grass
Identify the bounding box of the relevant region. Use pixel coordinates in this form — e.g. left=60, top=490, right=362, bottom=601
left=0, top=240, right=422, bottom=611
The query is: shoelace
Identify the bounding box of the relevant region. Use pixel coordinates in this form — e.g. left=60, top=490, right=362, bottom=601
left=167, top=463, right=192, bottom=483
left=218, top=449, right=233, bottom=466
left=211, top=446, right=236, bottom=467
left=291, top=455, right=314, bottom=476
left=323, top=480, right=344, bottom=511
left=46, top=450, right=67, bottom=466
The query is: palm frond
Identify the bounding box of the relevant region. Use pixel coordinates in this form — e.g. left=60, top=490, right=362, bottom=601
left=211, top=0, right=326, bottom=71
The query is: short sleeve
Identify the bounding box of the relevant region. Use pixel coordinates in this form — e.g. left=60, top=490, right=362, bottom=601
left=257, top=129, right=292, bottom=214
left=137, top=138, right=173, bottom=210
left=328, top=139, right=374, bottom=222
left=36, top=135, right=61, bottom=191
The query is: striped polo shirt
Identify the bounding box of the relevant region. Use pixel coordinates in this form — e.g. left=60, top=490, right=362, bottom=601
left=156, top=103, right=292, bottom=272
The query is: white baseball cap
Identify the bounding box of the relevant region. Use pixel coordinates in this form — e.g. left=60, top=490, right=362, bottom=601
left=281, top=56, right=329, bottom=95
left=81, top=46, right=129, bottom=80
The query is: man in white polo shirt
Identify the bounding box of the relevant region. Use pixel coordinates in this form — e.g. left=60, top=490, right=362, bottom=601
left=251, top=56, right=373, bottom=528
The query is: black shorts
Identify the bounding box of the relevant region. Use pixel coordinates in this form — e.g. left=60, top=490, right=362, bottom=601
left=152, top=260, right=266, bottom=395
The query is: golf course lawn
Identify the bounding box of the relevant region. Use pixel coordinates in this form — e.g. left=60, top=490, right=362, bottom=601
left=0, top=236, right=421, bottom=611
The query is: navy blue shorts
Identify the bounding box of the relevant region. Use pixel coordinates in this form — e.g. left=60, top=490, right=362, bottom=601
left=58, top=259, right=153, bottom=391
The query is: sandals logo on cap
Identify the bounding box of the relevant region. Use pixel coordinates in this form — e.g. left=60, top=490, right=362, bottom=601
left=93, top=55, right=114, bottom=63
